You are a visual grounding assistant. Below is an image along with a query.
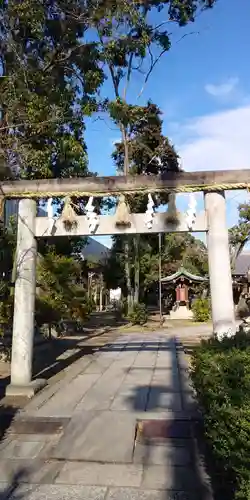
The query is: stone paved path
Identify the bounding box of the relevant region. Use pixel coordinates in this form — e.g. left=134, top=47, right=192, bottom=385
left=0, top=333, right=213, bottom=500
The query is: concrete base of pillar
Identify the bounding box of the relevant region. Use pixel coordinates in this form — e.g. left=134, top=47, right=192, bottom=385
left=169, top=305, right=193, bottom=320
left=214, top=324, right=236, bottom=341
left=5, top=378, right=47, bottom=398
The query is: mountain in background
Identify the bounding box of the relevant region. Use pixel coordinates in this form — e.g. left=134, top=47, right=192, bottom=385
left=82, top=238, right=110, bottom=262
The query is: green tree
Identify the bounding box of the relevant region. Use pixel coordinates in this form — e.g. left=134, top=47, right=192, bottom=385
left=91, top=0, right=217, bottom=307
left=112, top=101, right=179, bottom=202
left=140, top=233, right=208, bottom=302
left=112, top=101, right=180, bottom=303
left=0, top=0, right=103, bottom=178
left=37, top=236, right=88, bottom=261
left=0, top=220, right=91, bottom=334
left=36, top=251, right=91, bottom=332
left=0, top=0, right=104, bottom=326
left=104, top=232, right=208, bottom=304
left=0, top=0, right=217, bottom=179
left=0, top=221, right=16, bottom=330
left=0, top=0, right=218, bottom=325
left=229, top=203, right=250, bottom=270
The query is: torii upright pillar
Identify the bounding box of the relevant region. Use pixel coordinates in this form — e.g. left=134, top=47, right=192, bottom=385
left=6, top=199, right=46, bottom=397
left=204, top=191, right=236, bottom=339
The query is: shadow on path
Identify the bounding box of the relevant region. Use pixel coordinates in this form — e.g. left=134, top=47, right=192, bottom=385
left=0, top=326, right=123, bottom=406
left=0, top=468, right=33, bottom=500
left=0, top=311, right=126, bottom=402
left=125, top=337, right=214, bottom=499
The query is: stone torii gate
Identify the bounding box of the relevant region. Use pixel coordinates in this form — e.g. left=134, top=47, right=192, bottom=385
left=1, top=169, right=248, bottom=397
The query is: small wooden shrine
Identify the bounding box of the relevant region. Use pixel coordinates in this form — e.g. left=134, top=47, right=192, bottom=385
left=161, top=267, right=208, bottom=319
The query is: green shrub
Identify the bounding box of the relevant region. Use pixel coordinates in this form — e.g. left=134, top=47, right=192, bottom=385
left=36, top=252, right=92, bottom=328
left=127, top=303, right=148, bottom=325
left=192, top=297, right=211, bottom=322
left=191, top=331, right=250, bottom=499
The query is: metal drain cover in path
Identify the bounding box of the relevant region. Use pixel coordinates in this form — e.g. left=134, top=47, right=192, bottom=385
left=9, top=417, right=70, bottom=435
left=135, top=419, right=193, bottom=442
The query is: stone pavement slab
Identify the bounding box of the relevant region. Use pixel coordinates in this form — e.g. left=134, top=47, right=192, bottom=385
left=35, top=373, right=101, bottom=417
left=0, top=332, right=209, bottom=499
left=52, top=411, right=136, bottom=462
left=123, top=368, right=154, bottom=385
left=83, top=358, right=114, bottom=374
left=74, top=375, right=127, bottom=411
left=56, top=463, right=143, bottom=487
left=3, top=484, right=107, bottom=500
left=146, top=388, right=182, bottom=412
left=133, top=442, right=192, bottom=466
left=0, top=439, right=46, bottom=459
left=133, top=355, right=157, bottom=369
left=25, top=355, right=94, bottom=412
left=156, top=353, right=176, bottom=370
left=110, top=384, right=150, bottom=412
left=0, top=434, right=61, bottom=460
left=106, top=488, right=199, bottom=500
left=141, top=465, right=199, bottom=491
left=0, top=459, right=63, bottom=484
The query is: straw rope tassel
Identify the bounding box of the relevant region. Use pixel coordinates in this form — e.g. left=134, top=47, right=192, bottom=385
left=115, top=194, right=131, bottom=228
left=61, top=196, right=78, bottom=231
left=165, top=193, right=179, bottom=225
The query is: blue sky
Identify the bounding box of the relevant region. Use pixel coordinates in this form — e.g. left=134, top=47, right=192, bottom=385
left=84, top=0, right=250, bottom=249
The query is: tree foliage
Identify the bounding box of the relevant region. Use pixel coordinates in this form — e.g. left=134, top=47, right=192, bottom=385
left=0, top=0, right=103, bottom=178
left=0, top=0, right=218, bottom=179
left=110, top=99, right=180, bottom=304
left=104, top=232, right=208, bottom=301
left=95, top=0, right=217, bottom=305
left=0, top=221, right=16, bottom=329
left=127, top=302, right=148, bottom=325
left=113, top=102, right=179, bottom=175
left=191, top=332, right=250, bottom=499
left=94, top=0, right=217, bottom=173
left=0, top=222, right=91, bottom=332
left=36, top=251, right=91, bottom=327
left=113, top=101, right=179, bottom=210
left=0, top=0, right=218, bottom=324
left=192, top=297, right=210, bottom=322
left=229, top=202, right=250, bottom=269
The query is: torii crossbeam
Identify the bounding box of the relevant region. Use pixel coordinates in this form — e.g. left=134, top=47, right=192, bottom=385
left=4, top=169, right=244, bottom=397
left=0, top=169, right=250, bottom=198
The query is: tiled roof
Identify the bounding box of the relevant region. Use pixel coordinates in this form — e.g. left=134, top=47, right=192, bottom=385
left=234, top=252, right=250, bottom=275
left=161, top=266, right=208, bottom=283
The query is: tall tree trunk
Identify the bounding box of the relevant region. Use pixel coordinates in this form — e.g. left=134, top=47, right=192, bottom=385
left=134, top=234, right=140, bottom=304
left=124, top=237, right=132, bottom=310
left=230, top=240, right=247, bottom=270
left=120, top=122, right=132, bottom=309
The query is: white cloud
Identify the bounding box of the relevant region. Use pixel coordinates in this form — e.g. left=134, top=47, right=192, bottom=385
left=170, top=105, right=250, bottom=227
left=205, top=77, right=239, bottom=98
left=110, top=137, right=122, bottom=146
left=174, top=104, right=250, bottom=172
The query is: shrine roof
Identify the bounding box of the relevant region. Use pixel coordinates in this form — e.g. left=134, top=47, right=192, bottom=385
left=161, top=266, right=208, bottom=283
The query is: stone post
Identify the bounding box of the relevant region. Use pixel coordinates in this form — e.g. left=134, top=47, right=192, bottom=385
left=204, top=191, right=236, bottom=339
left=6, top=199, right=46, bottom=397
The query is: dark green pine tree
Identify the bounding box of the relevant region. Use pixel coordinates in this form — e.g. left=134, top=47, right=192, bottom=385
left=112, top=101, right=180, bottom=211
left=111, top=101, right=180, bottom=304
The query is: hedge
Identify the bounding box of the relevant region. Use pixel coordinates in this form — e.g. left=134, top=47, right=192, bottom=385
left=192, top=297, right=211, bottom=322
left=191, top=330, right=250, bottom=499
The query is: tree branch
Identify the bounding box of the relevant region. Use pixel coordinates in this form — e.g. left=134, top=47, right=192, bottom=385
left=137, top=47, right=168, bottom=99
left=123, top=53, right=133, bottom=100
left=175, top=31, right=200, bottom=44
